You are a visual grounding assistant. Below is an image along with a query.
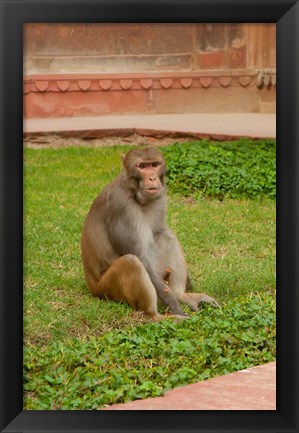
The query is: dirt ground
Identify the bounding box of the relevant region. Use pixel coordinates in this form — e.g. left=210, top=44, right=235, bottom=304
left=23, top=133, right=189, bottom=149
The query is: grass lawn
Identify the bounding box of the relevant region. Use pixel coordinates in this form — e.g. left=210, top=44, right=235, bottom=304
left=24, top=143, right=276, bottom=409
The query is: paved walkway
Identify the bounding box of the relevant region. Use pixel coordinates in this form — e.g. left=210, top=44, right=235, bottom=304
left=104, top=362, right=276, bottom=410
left=24, top=113, right=276, bottom=140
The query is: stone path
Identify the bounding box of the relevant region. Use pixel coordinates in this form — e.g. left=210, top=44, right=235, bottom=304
left=24, top=113, right=276, bottom=140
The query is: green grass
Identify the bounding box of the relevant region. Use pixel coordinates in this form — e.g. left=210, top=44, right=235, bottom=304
left=24, top=142, right=276, bottom=409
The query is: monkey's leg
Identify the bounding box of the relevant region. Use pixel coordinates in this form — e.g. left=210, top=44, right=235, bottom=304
left=94, top=254, right=164, bottom=321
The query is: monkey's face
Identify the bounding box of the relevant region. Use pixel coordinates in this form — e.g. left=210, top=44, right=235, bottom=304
left=134, top=159, right=166, bottom=203
left=123, top=147, right=166, bottom=204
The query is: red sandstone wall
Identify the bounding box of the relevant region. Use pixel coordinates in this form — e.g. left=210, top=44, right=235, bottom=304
left=23, top=23, right=276, bottom=117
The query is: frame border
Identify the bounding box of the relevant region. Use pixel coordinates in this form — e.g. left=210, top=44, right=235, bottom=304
left=1, top=1, right=298, bottom=432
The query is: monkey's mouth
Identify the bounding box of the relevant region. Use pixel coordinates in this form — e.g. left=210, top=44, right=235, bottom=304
left=146, top=188, right=159, bottom=194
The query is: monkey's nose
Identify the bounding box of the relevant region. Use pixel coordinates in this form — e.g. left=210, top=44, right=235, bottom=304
left=149, top=175, right=156, bottom=181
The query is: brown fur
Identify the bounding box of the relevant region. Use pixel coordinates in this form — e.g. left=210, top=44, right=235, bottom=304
left=81, top=147, right=219, bottom=320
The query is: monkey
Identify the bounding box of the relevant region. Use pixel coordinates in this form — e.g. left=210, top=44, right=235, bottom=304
left=81, top=146, right=219, bottom=321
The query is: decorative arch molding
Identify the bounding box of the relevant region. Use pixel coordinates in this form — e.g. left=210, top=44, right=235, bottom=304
left=23, top=70, right=276, bottom=94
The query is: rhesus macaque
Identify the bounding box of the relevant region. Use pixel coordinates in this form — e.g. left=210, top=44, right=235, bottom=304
left=81, top=146, right=219, bottom=321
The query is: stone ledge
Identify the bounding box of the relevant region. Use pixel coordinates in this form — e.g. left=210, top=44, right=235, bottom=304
left=23, top=71, right=276, bottom=117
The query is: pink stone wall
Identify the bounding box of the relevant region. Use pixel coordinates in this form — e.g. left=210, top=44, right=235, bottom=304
left=23, top=23, right=276, bottom=117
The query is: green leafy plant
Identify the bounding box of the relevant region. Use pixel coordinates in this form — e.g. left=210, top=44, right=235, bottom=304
left=24, top=293, right=276, bottom=410
left=162, top=139, right=276, bottom=199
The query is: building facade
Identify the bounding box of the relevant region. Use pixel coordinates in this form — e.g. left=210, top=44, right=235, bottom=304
left=24, top=23, right=276, bottom=118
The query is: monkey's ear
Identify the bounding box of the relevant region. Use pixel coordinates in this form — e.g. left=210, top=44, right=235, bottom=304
left=121, top=154, right=126, bottom=167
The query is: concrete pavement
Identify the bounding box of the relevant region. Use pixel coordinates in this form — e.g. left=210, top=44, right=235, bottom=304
left=24, top=113, right=276, bottom=141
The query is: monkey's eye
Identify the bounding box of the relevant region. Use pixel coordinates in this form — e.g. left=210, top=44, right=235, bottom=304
left=138, top=163, right=146, bottom=169
left=152, top=162, right=160, bottom=168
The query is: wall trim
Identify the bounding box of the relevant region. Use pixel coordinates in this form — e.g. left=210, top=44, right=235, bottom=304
left=24, top=70, right=276, bottom=94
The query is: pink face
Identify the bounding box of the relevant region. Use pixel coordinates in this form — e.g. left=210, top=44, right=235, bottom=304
left=122, top=147, right=167, bottom=204
left=136, top=161, right=164, bottom=197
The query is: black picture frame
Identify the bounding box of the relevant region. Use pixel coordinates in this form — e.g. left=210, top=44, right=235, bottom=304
left=1, top=1, right=298, bottom=432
